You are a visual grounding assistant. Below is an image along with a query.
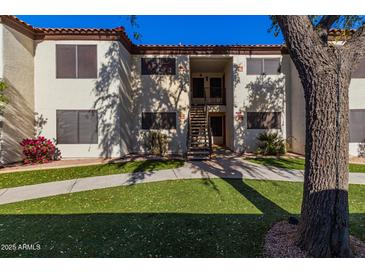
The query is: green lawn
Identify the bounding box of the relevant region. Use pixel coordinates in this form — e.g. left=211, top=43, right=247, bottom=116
left=247, top=157, right=365, bottom=173
left=0, top=160, right=184, bottom=189
left=0, top=178, right=364, bottom=257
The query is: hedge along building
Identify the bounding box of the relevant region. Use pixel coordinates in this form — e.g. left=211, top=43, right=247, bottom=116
left=0, top=15, right=364, bottom=163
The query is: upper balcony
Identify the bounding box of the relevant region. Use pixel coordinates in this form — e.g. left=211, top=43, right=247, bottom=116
left=190, top=87, right=226, bottom=105
left=190, top=57, right=231, bottom=106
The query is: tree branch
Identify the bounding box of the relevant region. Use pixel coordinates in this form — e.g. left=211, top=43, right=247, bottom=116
left=316, top=15, right=341, bottom=44
left=316, top=15, right=340, bottom=29
left=274, top=16, right=331, bottom=78
left=343, top=24, right=365, bottom=65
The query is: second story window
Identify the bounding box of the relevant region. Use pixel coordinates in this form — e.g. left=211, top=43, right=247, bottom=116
left=247, top=58, right=281, bottom=75
left=56, top=45, right=97, bottom=79
left=141, top=58, right=176, bottom=75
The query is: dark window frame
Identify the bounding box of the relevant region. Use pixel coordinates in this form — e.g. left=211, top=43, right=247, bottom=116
left=246, top=112, right=281, bottom=129
left=210, top=116, right=224, bottom=137
left=56, top=110, right=98, bottom=144
left=192, top=77, right=205, bottom=98
left=141, top=112, right=177, bottom=130
left=141, top=58, right=176, bottom=75
left=210, top=77, right=222, bottom=98
left=246, top=58, right=281, bottom=75
left=56, top=44, right=98, bottom=79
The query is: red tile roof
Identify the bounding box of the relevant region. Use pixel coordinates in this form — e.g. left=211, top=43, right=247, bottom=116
left=1, top=15, right=126, bottom=35
left=0, top=15, right=357, bottom=54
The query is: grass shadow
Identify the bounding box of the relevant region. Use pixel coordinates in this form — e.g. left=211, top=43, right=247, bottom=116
left=0, top=213, right=277, bottom=258
left=0, top=212, right=363, bottom=258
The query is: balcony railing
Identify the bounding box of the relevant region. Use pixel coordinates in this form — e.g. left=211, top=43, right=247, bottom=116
left=191, top=97, right=225, bottom=105
left=191, top=87, right=226, bottom=105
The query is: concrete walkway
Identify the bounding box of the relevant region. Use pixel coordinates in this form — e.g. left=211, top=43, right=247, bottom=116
left=0, top=157, right=364, bottom=205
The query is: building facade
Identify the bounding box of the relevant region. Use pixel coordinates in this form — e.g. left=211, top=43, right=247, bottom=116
left=0, top=16, right=365, bottom=163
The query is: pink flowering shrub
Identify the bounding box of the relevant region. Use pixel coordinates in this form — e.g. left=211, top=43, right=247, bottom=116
left=20, top=136, right=61, bottom=164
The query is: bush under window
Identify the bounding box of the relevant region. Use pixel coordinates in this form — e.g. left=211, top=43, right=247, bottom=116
left=20, top=136, right=62, bottom=164
left=256, top=132, right=285, bottom=156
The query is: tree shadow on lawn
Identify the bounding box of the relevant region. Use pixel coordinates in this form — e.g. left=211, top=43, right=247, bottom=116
left=252, top=157, right=305, bottom=170
left=0, top=212, right=271, bottom=258
left=85, top=159, right=184, bottom=175
left=0, top=180, right=291, bottom=258
left=0, top=179, right=363, bottom=258
left=0, top=212, right=363, bottom=258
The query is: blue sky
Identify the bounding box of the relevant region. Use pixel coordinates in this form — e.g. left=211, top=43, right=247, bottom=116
left=17, top=15, right=283, bottom=45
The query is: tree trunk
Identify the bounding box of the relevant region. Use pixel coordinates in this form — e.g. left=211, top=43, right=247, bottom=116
left=297, top=67, right=352, bottom=257
left=275, top=16, right=353, bottom=257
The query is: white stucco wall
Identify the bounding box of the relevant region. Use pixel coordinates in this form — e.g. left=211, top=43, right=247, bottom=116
left=289, top=61, right=306, bottom=155
left=130, top=55, right=190, bottom=154
left=349, top=78, right=365, bottom=156
left=35, top=40, right=132, bottom=158
left=0, top=24, right=35, bottom=164
left=289, top=65, right=365, bottom=157
left=232, top=54, right=288, bottom=153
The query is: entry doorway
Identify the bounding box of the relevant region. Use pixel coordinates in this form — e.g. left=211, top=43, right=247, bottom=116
left=209, top=113, right=225, bottom=146
left=192, top=77, right=205, bottom=98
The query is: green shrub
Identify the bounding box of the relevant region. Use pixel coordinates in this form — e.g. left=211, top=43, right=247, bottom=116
left=256, top=132, right=285, bottom=156
left=144, top=131, right=168, bottom=156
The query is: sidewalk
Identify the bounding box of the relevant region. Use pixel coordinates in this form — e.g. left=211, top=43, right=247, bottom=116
left=0, top=157, right=364, bottom=205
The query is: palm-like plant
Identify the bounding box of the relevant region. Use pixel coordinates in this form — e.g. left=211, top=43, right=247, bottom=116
left=256, top=132, right=285, bottom=156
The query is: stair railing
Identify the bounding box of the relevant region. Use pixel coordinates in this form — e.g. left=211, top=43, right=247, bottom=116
left=186, top=109, right=190, bottom=159
left=204, top=92, right=213, bottom=158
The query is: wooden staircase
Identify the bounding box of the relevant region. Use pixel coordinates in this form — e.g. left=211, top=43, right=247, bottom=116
left=187, top=105, right=212, bottom=160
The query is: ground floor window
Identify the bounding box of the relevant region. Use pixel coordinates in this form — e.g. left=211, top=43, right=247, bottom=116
left=56, top=110, right=98, bottom=144
left=142, top=112, right=177, bottom=130
left=247, top=112, right=281, bottom=129
left=350, top=109, right=365, bottom=142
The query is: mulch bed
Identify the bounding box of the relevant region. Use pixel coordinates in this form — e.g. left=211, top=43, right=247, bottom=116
left=264, top=221, right=365, bottom=258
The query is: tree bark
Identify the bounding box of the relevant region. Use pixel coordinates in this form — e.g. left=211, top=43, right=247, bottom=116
left=275, top=16, right=353, bottom=257
left=298, top=64, right=352, bottom=257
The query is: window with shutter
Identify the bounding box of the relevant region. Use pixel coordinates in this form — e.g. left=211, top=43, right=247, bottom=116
left=77, top=45, right=97, bottom=79
left=56, top=45, right=97, bottom=79
left=56, top=45, right=77, bottom=79
left=142, top=112, right=177, bottom=130
left=56, top=110, right=78, bottom=144
left=246, top=58, right=281, bottom=75
left=57, top=110, right=98, bottom=144
left=78, top=110, right=98, bottom=144
left=247, top=59, right=263, bottom=75
left=247, top=112, right=281, bottom=129
left=264, top=58, right=281, bottom=75
left=141, top=58, right=176, bottom=75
